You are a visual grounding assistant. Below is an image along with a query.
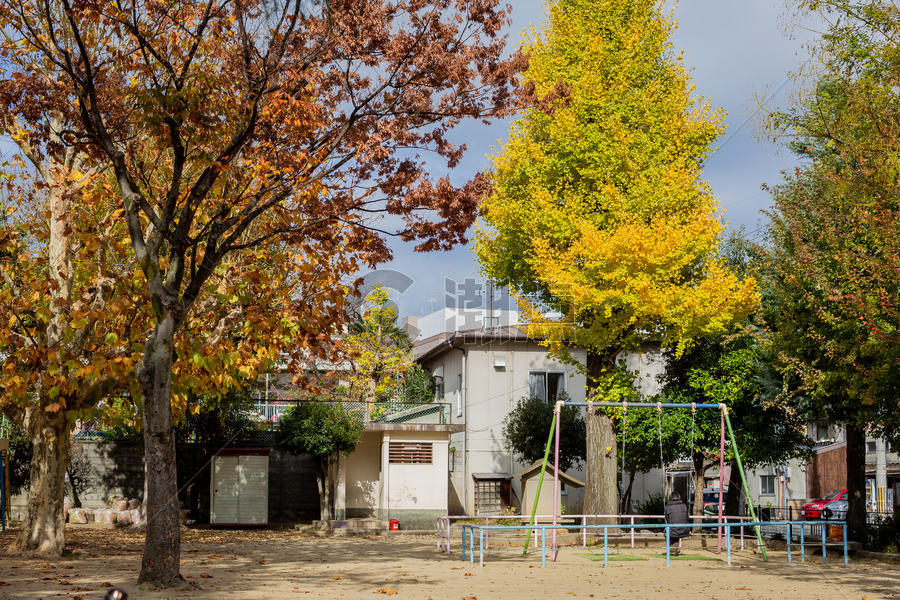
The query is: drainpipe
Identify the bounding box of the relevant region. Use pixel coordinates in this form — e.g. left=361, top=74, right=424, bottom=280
left=449, top=339, right=467, bottom=513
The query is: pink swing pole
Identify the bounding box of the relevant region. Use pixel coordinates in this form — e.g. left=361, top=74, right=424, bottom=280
left=718, top=408, right=725, bottom=553
left=551, top=400, right=562, bottom=561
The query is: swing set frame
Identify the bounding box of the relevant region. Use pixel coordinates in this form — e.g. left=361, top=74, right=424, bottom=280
left=525, top=400, right=768, bottom=562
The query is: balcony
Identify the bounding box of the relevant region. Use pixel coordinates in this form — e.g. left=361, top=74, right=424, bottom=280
left=251, top=400, right=452, bottom=427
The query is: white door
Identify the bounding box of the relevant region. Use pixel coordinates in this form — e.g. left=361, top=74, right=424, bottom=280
left=211, top=456, right=240, bottom=524
left=237, top=455, right=269, bottom=524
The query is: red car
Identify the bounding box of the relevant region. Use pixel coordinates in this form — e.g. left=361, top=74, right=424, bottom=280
left=802, top=488, right=847, bottom=519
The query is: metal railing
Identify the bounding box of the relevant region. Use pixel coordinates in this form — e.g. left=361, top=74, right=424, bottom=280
left=458, top=520, right=848, bottom=568
left=252, top=400, right=452, bottom=426
left=436, top=513, right=751, bottom=555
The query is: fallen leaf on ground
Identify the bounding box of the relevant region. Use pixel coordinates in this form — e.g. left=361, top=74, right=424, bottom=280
left=293, top=590, right=310, bottom=594
left=463, top=573, right=472, bottom=577
left=332, top=576, right=344, bottom=581
left=736, top=587, right=752, bottom=591
left=101, top=582, right=112, bottom=587
left=462, top=596, right=477, bottom=600
left=258, top=559, right=271, bottom=565
left=375, top=588, right=398, bottom=595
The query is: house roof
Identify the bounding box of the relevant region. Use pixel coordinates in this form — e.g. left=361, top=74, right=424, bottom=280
left=412, top=325, right=534, bottom=362
left=511, top=460, right=585, bottom=488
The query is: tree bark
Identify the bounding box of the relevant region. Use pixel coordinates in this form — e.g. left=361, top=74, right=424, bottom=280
left=315, top=460, right=331, bottom=522
left=724, top=463, right=743, bottom=517
left=845, top=421, right=867, bottom=542
left=137, top=314, right=184, bottom=586
left=584, top=352, right=618, bottom=525
left=691, top=452, right=706, bottom=518
left=13, top=403, right=70, bottom=556
left=67, top=464, right=82, bottom=509
left=620, top=471, right=635, bottom=514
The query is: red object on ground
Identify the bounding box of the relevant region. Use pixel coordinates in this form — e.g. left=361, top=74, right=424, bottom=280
left=389, top=519, right=400, bottom=531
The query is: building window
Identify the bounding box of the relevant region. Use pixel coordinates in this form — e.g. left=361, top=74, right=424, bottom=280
left=388, top=442, right=433, bottom=464
left=529, top=371, right=566, bottom=403
left=867, top=441, right=877, bottom=453
left=760, top=474, right=775, bottom=495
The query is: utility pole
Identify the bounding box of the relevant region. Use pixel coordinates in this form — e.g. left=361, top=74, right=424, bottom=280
left=875, top=438, right=888, bottom=514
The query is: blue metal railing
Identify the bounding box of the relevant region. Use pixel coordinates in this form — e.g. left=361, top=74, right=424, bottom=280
left=458, top=520, right=848, bottom=568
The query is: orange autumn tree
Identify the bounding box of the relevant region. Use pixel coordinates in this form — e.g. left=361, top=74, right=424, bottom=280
left=0, top=164, right=145, bottom=556
left=475, top=0, right=758, bottom=518
left=0, top=160, right=352, bottom=556
left=0, top=0, right=520, bottom=585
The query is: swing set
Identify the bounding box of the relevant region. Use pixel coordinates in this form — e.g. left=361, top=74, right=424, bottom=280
left=526, top=400, right=766, bottom=561
left=457, top=400, right=851, bottom=567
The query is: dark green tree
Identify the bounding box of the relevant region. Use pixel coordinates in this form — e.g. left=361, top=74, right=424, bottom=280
left=274, top=401, right=363, bottom=522
left=503, top=394, right=586, bottom=472
left=763, top=0, right=900, bottom=539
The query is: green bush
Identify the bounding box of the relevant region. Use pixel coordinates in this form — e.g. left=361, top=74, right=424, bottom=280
left=863, top=513, right=900, bottom=553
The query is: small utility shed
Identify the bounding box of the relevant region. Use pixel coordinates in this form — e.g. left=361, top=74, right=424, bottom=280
left=513, top=461, right=584, bottom=519
left=210, top=448, right=269, bottom=526
left=340, top=422, right=464, bottom=529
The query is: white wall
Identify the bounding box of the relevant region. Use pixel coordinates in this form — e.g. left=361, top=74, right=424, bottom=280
left=384, top=431, right=449, bottom=511
left=345, top=432, right=382, bottom=512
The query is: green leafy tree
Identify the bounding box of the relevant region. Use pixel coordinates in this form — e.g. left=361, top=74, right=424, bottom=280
left=659, top=332, right=812, bottom=517
left=765, top=0, right=900, bottom=539
left=503, top=394, right=586, bottom=472
left=475, top=0, right=758, bottom=519
left=401, top=364, right=436, bottom=405
left=274, top=401, right=363, bottom=522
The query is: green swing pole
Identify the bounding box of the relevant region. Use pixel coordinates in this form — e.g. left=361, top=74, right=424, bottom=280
left=523, top=408, right=558, bottom=554
left=722, top=405, right=768, bottom=561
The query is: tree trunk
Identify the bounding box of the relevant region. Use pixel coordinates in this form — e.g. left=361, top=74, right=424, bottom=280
left=620, top=471, right=635, bottom=514
left=584, top=352, right=618, bottom=524
left=845, top=421, right=867, bottom=542
left=724, top=463, right=743, bottom=517
left=137, top=314, right=184, bottom=586
left=692, top=452, right=705, bottom=518
left=13, top=403, right=70, bottom=556
left=67, top=464, right=82, bottom=509
left=315, top=461, right=331, bottom=522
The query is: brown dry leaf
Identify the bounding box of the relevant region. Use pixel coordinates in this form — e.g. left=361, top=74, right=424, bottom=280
left=736, top=587, right=752, bottom=591
left=293, top=590, right=310, bottom=594
left=200, top=573, right=213, bottom=579
left=101, top=582, right=113, bottom=587
left=463, top=573, right=472, bottom=577
left=462, top=596, right=477, bottom=600
left=375, top=589, right=398, bottom=595
left=258, top=559, right=271, bottom=565
left=332, top=576, right=344, bottom=581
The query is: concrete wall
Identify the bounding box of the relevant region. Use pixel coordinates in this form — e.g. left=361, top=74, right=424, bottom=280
left=9, top=440, right=321, bottom=524
left=384, top=430, right=449, bottom=511
left=345, top=432, right=382, bottom=516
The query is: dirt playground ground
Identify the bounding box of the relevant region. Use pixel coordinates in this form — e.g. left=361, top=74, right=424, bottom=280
left=1, top=527, right=898, bottom=600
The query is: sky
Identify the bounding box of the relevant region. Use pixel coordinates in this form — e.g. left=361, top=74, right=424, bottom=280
left=380, top=0, right=820, bottom=319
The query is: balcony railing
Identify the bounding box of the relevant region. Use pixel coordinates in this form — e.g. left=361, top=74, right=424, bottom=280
left=251, top=400, right=452, bottom=426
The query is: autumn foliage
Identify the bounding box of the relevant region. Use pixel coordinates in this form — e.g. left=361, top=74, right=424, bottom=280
left=475, top=0, right=758, bottom=517
left=0, top=0, right=520, bottom=584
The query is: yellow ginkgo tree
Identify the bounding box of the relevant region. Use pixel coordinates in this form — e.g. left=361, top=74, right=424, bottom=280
left=475, top=0, right=758, bottom=517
